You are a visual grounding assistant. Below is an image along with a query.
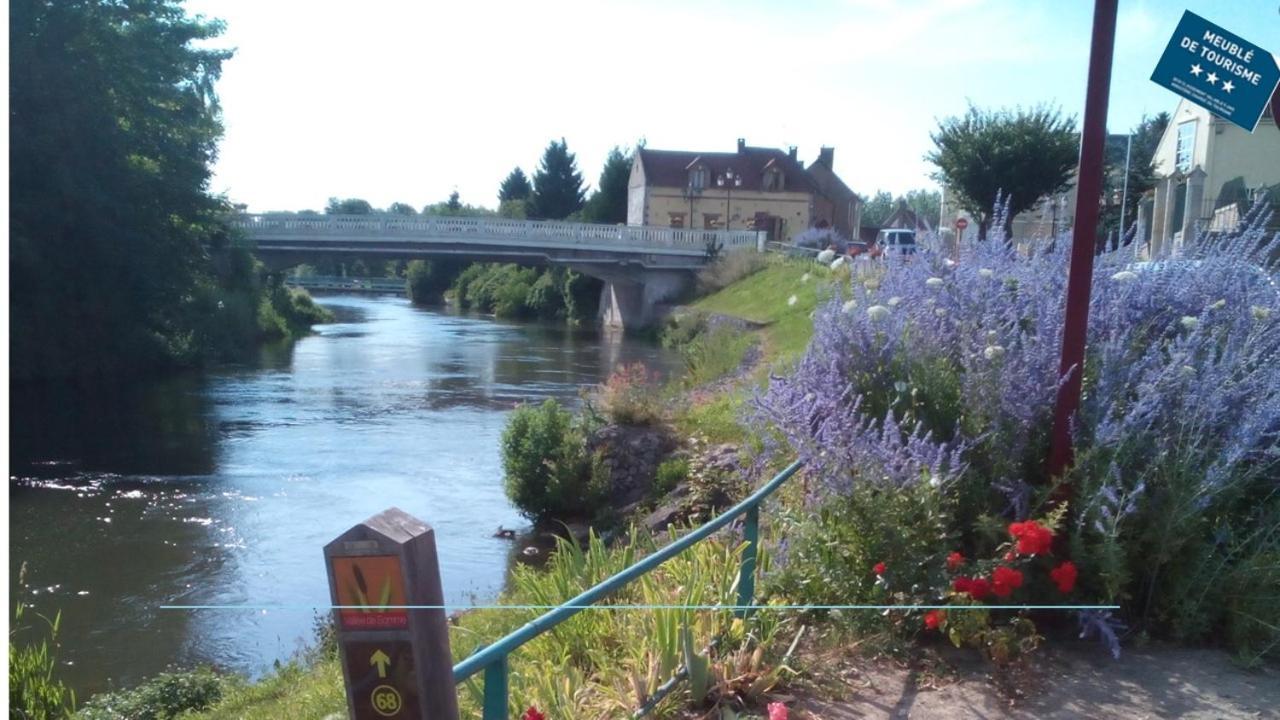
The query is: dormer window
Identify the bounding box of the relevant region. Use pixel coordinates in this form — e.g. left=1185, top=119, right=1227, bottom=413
left=688, top=164, right=709, bottom=191
left=763, top=167, right=784, bottom=191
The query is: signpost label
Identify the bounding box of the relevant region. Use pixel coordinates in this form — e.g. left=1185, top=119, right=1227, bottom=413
left=333, top=555, right=409, bottom=629
left=955, top=217, right=968, bottom=231
left=341, top=640, right=420, bottom=719
left=1150, top=10, right=1280, bottom=132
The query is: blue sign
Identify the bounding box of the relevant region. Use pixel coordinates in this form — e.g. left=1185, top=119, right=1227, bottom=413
left=1150, top=10, right=1279, bottom=132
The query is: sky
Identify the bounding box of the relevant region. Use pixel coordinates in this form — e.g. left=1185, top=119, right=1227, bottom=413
left=184, top=0, right=1280, bottom=213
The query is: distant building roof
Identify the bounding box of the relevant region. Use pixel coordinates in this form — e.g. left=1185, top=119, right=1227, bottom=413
left=636, top=140, right=820, bottom=194
left=881, top=202, right=932, bottom=232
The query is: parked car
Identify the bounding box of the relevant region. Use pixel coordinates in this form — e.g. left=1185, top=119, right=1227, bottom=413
left=876, top=228, right=917, bottom=255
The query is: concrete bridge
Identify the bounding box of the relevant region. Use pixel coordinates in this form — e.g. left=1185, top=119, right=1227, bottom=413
left=232, top=214, right=765, bottom=328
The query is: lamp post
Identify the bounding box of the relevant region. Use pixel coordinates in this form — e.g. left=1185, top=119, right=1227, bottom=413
left=717, top=169, right=742, bottom=230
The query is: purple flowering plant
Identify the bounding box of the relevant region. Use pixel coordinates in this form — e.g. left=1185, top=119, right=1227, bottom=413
left=755, top=200, right=1280, bottom=659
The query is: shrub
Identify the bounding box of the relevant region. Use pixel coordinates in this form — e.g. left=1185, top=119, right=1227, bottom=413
left=755, top=201, right=1280, bottom=657
left=406, top=259, right=466, bottom=305
left=654, top=457, right=690, bottom=496
left=681, top=325, right=756, bottom=388
left=593, top=363, right=664, bottom=426
left=9, top=601, right=76, bottom=720
left=501, top=400, right=602, bottom=521
left=77, top=668, right=229, bottom=720
left=697, top=251, right=770, bottom=295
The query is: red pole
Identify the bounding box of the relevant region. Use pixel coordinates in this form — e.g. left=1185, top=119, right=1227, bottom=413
left=1047, top=0, right=1118, bottom=483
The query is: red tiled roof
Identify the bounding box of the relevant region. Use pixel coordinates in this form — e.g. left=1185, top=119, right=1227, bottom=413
left=637, top=145, right=820, bottom=193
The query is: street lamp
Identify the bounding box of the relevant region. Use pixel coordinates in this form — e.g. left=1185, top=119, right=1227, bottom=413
left=717, top=170, right=742, bottom=230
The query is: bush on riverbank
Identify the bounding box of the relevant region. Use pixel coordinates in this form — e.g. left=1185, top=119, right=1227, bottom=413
left=755, top=202, right=1280, bottom=662
left=450, top=263, right=601, bottom=322
left=501, top=399, right=606, bottom=521
left=77, top=668, right=228, bottom=720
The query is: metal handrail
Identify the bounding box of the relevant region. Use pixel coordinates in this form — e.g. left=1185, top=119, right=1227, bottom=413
left=451, top=459, right=804, bottom=719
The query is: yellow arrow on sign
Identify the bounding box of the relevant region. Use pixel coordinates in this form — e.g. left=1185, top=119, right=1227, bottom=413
left=370, top=649, right=391, bottom=678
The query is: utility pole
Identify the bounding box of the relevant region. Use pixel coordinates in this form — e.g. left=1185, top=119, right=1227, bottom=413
left=1047, top=0, right=1118, bottom=485
left=1118, top=132, right=1133, bottom=240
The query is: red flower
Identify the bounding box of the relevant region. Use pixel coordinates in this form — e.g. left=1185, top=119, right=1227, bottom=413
left=767, top=702, right=789, bottom=720
left=991, top=566, right=1024, bottom=598
left=953, top=576, right=991, bottom=601
left=1050, top=561, right=1078, bottom=593
left=1008, top=520, right=1054, bottom=556
left=947, top=551, right=965, bottom=571
left=873, top=562, right=886, bottom=576
left=967, top=577, right=991, bottom=600
left=522, top=708, right=546, bottom=720
left=924, top=609, right=944, bottom=630
left=1003, top=551, right=1016, bottom=562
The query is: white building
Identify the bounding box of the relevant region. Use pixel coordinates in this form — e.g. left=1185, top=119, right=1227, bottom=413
left=1146, top=99, right=1280, bottom=256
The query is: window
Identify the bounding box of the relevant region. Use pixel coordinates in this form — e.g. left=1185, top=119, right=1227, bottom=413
left=668, top=212, right=686, bottom=228
left=703, top=213, right=721, bottom=230
left=762, top=168, right=784, bottom=191
left=688, top=166, right=708, bottom=191
left=1175, top=122, right=1196, bottom=172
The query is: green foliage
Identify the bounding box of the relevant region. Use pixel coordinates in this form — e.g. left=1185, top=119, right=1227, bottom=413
left=324, top=197, right=372, bottom=214
left=681, top=327, right=755, bottom=388
left=655, top=457, right=690, bottom=496
left=498, top=198, right=530, bottom=219
left=498, top=167, right=533, bottom=203
left=593, top=364, right=664, bottom=426
left=860, top=190, right=896, bottom=227
left=927, top=104, right=1078, bottom=238
left=77, top=668, right=228, bottom=720
left=9, top=0, right=235, bottom=381
left=530, top=138, right=587, bottom=220
left=501, top=400, right=603, bottom=521
left=405, top=258, right=466, bottom=305
left=581, top=146, right=633, bottom=224
left=10, top=601, right=76, bottom=720
left=696, top=252, right=770, bottom=296
left=767, top=482, right=953, bottom=633
left=387, top=202, right=418, bottom=216
left=450, top=264, right=599, bottom=322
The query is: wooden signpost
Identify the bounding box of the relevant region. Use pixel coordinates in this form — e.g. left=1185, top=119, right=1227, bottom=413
left=325, top=508, right=459, bottom=720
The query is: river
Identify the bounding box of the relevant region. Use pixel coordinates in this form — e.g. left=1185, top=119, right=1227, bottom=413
left=8, top=295, right=674, bottom=697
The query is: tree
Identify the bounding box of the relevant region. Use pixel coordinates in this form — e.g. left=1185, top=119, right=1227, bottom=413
left=387, top=202, right=418, bottom=215
left=902, top=189, right=942, bottom=228
left=927, top=104, right=1079, bottom=239
left=860, top=191, right=895, bottom=227
left=446, top=190, right=462, bottom=212
left=326, top=197, right=373, bottom=214
left=582, top=146, right=632, bottom=224
left=10, top=0, right=232, bottom=380
left=498, top=167, right=533, bottom=203
left=530, top=138, right=586, bottom=220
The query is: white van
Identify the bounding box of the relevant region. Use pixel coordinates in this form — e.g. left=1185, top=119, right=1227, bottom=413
left=876, top=229, right=917, bottom=255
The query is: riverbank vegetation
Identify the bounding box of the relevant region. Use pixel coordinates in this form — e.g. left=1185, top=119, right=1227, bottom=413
left=9, top=0, right=329, bottom=383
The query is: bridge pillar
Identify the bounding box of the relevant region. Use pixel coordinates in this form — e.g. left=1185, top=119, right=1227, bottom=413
left=596, top=271, right=690, bottom=331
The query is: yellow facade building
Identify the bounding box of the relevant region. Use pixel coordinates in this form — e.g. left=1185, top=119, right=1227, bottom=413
left=627, top=139, right=861, bottom=243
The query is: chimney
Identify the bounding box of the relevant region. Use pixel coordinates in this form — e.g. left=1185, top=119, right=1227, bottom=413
left=737, top=138, right=746, bottom=153
left=819, top=147, right=834, bottom=168
left=787, top=146, right=797, bottom=161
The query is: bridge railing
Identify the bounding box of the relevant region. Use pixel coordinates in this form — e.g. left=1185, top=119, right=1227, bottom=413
left=230, top=214, right=763, bottom=253
left=450, top=459, right=803, bottom=719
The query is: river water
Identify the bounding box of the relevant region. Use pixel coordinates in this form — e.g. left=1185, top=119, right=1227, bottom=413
left=9, top=295, right=674, bottom=697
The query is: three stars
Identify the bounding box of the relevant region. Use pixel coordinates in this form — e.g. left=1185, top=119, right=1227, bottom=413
left=1190, top=64, right=1235, bottom=93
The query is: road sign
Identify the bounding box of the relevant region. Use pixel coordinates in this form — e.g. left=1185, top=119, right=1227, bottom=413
left=1150, top=10, right=1280, bottom=132
left=955, top=218, right=968, bottom=231
left=325, top=508, right=459, bottom=720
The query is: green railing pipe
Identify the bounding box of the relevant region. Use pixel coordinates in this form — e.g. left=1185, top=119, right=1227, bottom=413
left=451, top=459, right=803, bottom=717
